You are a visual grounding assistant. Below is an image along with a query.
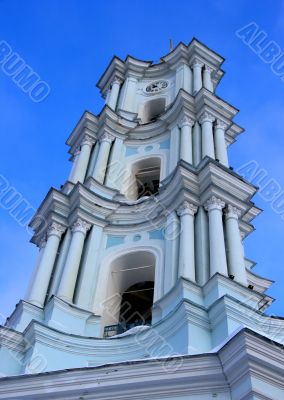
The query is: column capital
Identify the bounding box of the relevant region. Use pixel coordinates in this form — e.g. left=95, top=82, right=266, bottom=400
left=225, top=204, right=241, bottom=219
left=111, top=77, right=123, bottom=86
left=204, top=64, right=214, bottom=73
left=47, top=222, right=66, bottom=238
left=72, top=218, right=92, bottom=235
left=81, top=134, right=95, bottom=147
left=199, top=111, right=215, bottom=124
left=204, top=196, right=225, bottom=212
left=179, top=116, right=195, bottom=129
left=215, top=119, right=228, bottom=130
left=177, top=201, right=198, bottom=217
left=100, top=132, right=114, bottom=144
left=191, top=59, right=204, bottom=68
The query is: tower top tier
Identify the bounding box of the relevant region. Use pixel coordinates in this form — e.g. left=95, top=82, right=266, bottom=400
left=97, top=38, right=225, bottom=100
left=94, top=38, right=227, bottom=125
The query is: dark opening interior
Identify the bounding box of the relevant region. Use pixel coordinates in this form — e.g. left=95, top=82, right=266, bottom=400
left=119, top=281, right=154, bottom=329
left=136, top=166, right=160, bottom=199
left=141, top=98, right=166, bottom=123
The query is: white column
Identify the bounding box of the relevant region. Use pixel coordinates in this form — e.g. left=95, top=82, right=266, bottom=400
left=57, top=219, right=91, bottom=303
left=68, top=148, right=80, bottom=183
left=92, top=133, right=114, bottom=184
left=121, top=76, right=137, bottom=113
left=199, top=112, right=215, bottom=159
left=107, top=77, right=122, bottom=111
left=75, top=225, right=104, bottom=309
left=195, top=206, right=209, bottom=285
left=204, top=196, right=228, bottom=277
left=28, top=223, right=66, bottom=307
left=175, top=64, right=184, bottom=96
left=25, top=237, right=46, bottom=300
left=215, top=119, right=229, bottom=167
left=86, top=141, right=99, bottom=178
left=192, top=60, right=203, bottom=94
left=169, top=124, right=180, bottom=173
left=105, top=137, right=124, bottom=189
left=175, top=63, right=193, bottom=95
left=164, top=211, right=180, bottom=294
left=184, top=63, right=193, bottom=95
left=105, top=88, right=111, bottom=104
left=179, top=116, right=194, bottom=164
left=203, top=65, right=214, bottom=92
left=225, top=205, right=248, bottom=286
left=193, top=121, right=202, bottom=166
left=69, top=135, right=95, bottom=184
left=48, top=228, right=72, bottom=298
left=177, top=201, right=197, bottom=282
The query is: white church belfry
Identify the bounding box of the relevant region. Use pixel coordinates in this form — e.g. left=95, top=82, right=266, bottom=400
left=0, top=38, right=283, bottom=399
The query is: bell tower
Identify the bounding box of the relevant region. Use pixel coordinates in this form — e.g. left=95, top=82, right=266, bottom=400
left=1, top=39, right=283, bottom=383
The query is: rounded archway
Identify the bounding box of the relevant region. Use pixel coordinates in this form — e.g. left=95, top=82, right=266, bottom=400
left=102, top=250, right=156, bottom=336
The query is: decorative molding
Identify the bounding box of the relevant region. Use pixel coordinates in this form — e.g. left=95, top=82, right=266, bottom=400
left=72, top=219, right=92, bottom=235
left=199, top=111, right=215, bottom=124
left=179, top=116, right=195, bottom=129
left=204, top=64, right=214, bottom=73
left=100, top=132, right=114, bottom=144
left=225, top=204, right=241, bottom=219
left=0, top=328, right=283, bottom=399
left=81, top=135, right=95, bottom=147
left=47, top=222, right=66, bottom=239
left=111, top=77, right=123, bottom=87
left=204, top=196, right=225, bottom=212
left=215, top=119, right=228, bottom=130
left=191, top=59, right=204, bottom=68
left=177, top=201, right=198, bottom=217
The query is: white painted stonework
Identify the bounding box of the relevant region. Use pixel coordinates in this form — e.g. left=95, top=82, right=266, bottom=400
left=0, top=38, right=283, bottom=399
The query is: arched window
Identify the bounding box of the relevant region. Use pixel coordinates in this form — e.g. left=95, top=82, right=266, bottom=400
left=123, top=157, right=161, bottom=200
left=103, top=251, right=155, bottom=337
left=139, top=97, right=166, bottom=124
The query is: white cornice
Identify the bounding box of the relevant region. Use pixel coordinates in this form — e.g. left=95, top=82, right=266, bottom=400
left=66, top=111, right=98, bottom=153
left=66, top=89, right=244, bottom=149
left=0, top=329, right=283, bottom=399
left=96, top=38, right=225, bottom=98
left=29, top=160, right=262, bottom=244
left=247, top=269, right=274, bottom=293
left=0, top=326, right=24, bottom=353
left=203, top=273, right=272, bottom=308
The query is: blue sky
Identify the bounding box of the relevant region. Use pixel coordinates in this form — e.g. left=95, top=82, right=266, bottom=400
left=0, top=0, right=284, bottom=319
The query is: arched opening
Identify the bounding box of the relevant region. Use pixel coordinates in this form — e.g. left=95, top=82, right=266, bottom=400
left=139, top=97, right=166, bottom=124
left=103, top=250, right=155, bottom=337
left=123, top=157, right=161, bottom=200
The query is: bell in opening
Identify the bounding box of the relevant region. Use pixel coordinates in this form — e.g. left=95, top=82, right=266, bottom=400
left=119, top=281, right=154, bottom=331
left=136, top=165, right=160, bottom=199
left=122, top=157, right=161, bottom=201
